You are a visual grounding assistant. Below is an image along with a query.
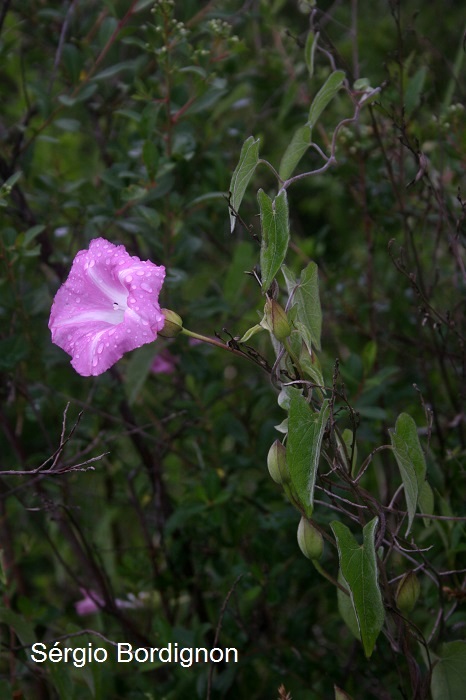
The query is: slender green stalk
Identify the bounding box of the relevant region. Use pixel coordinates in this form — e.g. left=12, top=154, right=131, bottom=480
left=180, top=327, right=247, bottom=361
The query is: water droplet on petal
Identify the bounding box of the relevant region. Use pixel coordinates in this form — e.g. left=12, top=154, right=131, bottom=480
left=97, top=343, right=104, bottom=354
left=141, top=283, right=153, bottom=293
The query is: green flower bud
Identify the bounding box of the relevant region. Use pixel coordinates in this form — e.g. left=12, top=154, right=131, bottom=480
left=159, top=308, right=183, bottom=338
left=297, top=516, right=324, bottom=560
left=267, top=439, right=290, bottom=485
left=261, top=298, right=291, bottom=342
left=395, top=571, right=420, bottom=613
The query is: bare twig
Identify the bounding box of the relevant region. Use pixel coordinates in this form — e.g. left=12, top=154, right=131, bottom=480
left=1, top=404, right=109, bottom=476
left=0, top=453, right=108, bottom=477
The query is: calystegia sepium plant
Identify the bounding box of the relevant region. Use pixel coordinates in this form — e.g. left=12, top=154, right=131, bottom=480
left=210, top=43, right=460, bottom=699
left=223, top=65, right=393, bottom=660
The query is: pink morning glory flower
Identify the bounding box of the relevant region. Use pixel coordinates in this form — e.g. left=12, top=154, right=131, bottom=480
left=151, top=348, right=178, bottom=374
left=49, top=238, right=166, bottom=376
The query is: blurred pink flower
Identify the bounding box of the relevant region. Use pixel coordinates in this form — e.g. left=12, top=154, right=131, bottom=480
left=188, top=337, right=203, bottom=346
left=49, top=238, right=165, bottom=376
left=151, top=349, right=178, bottom=374
left=75, top=588, right=146, bottom=615
left=75, top=589, right=103, bottom=616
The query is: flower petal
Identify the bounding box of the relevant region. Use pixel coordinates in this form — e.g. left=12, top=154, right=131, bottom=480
left=49, top=238, right=166, bottom=376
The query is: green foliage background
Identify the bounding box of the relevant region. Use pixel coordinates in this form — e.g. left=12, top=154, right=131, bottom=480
left=0, top=1, right=465, bottom=698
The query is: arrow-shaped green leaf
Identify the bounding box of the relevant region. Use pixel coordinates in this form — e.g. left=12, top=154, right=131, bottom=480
left=279, top=124, right=312, bottom=181
left=283, top=262, right=322, bottom=351
left=331, top=518, right=385, bottom=658
left=229, top=136, right=260, bottom=232
left=286, top=390, right=329, bottom=516
left=258, top=189, right=290, bottom=292
left=389, top=413, right=426, bottom=535
left=308, top=69, right=345, bottom=126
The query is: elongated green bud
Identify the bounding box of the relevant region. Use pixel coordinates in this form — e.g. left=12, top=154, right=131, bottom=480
left=261, top=298, right=291, bottom=342
left=297, top=516, right=324, bottom=560
left=160, top=308, right=183, bottom=338
left=267, top=439, right=290, bottom=484
left=395, top=571, right=420, bottom=613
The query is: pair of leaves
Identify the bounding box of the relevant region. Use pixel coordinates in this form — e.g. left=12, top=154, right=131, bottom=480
left=228, top=138, right=290, bottom=292
left=333, top=417, right=427, bottom=657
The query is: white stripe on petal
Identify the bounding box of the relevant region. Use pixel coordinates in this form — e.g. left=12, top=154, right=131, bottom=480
left=87, top=264, right=128, bottom=308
